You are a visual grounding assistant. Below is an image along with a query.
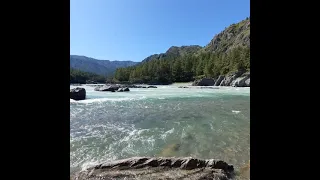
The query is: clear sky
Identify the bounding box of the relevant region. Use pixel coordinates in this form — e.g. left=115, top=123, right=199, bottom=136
left=70, top=0, right=250, bottom=61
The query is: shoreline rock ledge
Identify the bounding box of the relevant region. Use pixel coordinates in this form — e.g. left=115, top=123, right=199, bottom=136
left=71, top=157, right=234, bottom=180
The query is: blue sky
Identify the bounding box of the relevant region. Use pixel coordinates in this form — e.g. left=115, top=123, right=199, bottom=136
left=70, top=0, right=250, bottom=61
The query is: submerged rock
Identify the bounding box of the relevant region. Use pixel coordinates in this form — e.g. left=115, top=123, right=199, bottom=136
left=159, top=143, right=181, bottom=157
left=70, top=87, right=86, bottom=100
left=147, top=85, right=157, bottom=88
left=71, top=157, right=234, bottom=180
left=238, top=160, right=250, bottom=180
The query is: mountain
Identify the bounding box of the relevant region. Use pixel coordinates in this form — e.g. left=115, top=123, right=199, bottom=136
left=114, top=17, right=250, bottom=84
left=142, top=45, right=202, bottom=62
left=203, top=18, right=250, bottom=53
left=70, top=55, right=138, bottom=76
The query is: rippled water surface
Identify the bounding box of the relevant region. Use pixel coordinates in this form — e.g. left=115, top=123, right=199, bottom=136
left=70, top=84, right=250, bottom=177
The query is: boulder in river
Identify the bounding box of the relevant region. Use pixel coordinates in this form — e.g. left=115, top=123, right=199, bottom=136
left=94, top=85, right=120, bottom=91
left=192, top=78, right=215, bottom=86
left=147, top=85, right=157, bottom=88
left=71, top=157, right=234, bottom=180
left=117, top=87, right=130, bottom=92
left=70, top=87, right=86, bottom=100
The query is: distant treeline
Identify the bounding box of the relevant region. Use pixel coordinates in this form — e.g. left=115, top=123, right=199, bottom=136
left=70, top=68, right=106, bottom=84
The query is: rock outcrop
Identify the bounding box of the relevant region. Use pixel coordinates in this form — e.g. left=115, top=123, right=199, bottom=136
left=219, top=71, right=243, bottom=86
left=231, top=72, right=250, bottom=87
left=70, top=87, right=86, bottom=100
left=192, top=78, right=215, bottom=86
left=71, top=157, right=234, bottom=180
left=245, top=78, right=250, bottom=86
left=192, top=71, right=250, bottom=87
left=214, top=75, right=225, bottom=86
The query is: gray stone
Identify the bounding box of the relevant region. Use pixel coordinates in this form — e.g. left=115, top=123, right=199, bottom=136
left=70, top=87, right=86, bottom=100
left=94, top=85, right=120, bottom=91
left=192, top=78, right=215, bottom=86
left=214, top=75, right=225, bottom=86
left=245, top=78, right=250, bottom=86
left=220, top=71, right=245, bottom=86
left=231, top=72, right=250, bottom=87
left=71, top=157, right=234, bottom=180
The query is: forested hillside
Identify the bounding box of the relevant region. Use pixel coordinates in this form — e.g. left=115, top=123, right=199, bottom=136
left=70, top=68, right=106, bottom=84
left=114, top=18, right=250, bottom=84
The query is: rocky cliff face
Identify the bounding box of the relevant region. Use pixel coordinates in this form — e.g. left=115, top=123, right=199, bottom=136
left=71, top=157, right=235, bottom=180
left=204, top=18, right=250, bottom=53
left=193, top=71, right=250, bottom=87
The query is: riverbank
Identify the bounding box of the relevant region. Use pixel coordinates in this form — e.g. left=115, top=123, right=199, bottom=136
left=71, top=157, right=235, bottom=180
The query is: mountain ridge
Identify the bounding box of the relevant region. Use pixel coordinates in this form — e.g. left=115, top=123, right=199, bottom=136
left=70, top=55, right=138, bottom=76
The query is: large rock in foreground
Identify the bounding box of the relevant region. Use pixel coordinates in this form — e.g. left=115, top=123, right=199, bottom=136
left=70, top=87, right=86, bottom=100
left=71, top=157, right=234, bottom=180
left=192, top=78, right=215, bottom=86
